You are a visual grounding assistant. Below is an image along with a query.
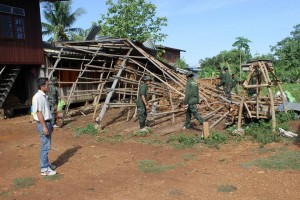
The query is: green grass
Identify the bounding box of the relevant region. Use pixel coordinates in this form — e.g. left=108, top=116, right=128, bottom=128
left=204, top=132, right=228, bottom=149
left=74, top=124, right=98, bottom=137
left=138, top=160, right=178, bottom=173
left=97, top=134, right=125, bottom=144
left=13, top=177, right=36, bottom=189
left=166, top=133, right=200, bottom=149
left=134, top=127, right=152, bottom=137
left=243, top=111, right=296, bottom=145
left=241, top=151, right=300, bottom=170
left=217, top=184, right=238, bottom=193
left=261, top=83, right=300, bottom=102
left=182, top=153, right=196, bottom=161
left=168, top=188, right=183, bottom=196
left=43, top=174, right=64, bottom=181
left=0, top=190, right=13, bottom=198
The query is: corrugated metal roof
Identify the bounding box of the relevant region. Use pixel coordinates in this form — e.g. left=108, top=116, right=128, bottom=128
left=277, top=102, right=300, bottom=112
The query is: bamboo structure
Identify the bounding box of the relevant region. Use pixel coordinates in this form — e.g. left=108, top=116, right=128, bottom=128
left=237, top=61, right=287, bottom=132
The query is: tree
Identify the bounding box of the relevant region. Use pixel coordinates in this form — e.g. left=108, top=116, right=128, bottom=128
left=174, top=58, right=188, bottom=69
left=232, top=36, right=251, bottom=80
left=42, top=1, right=86, bottom=41
left=199, top=49, right=242, bottom=78
left=271, top=24, right=300, bottom=82
left=98, top=0, right=168, bottom=43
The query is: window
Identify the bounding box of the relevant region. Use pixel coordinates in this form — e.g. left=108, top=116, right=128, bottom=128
left=0, top=4, right=25, bottom=40
left=14, top=17, right=24, bottom=39
left=0, top=4, right=11, bottom=14
left=0, top=14, right=25, bottom=40
left=1, top=15, right=12, bottom=38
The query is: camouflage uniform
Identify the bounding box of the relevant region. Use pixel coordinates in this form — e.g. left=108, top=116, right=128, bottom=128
left=48, top=77, right=59, bottom=126
left=136, top=76, right=151, bottom=129
left=216, top=69, right=225, bottom=91
left=231, top=75, right=239, bottom=94
left=223, top=69, right=232, bottom=100
left=184, top=73, right=204, bottom=129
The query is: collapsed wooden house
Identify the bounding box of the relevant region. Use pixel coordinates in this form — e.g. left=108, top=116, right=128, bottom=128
left=44, top=38, right=240, bottom=130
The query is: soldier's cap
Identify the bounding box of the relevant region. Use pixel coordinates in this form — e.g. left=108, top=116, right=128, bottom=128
left=223, top=67, right=228, bottom=70
left=143, top=76, right=152, bottom=81
left=186, top=71, right=194, bottom=77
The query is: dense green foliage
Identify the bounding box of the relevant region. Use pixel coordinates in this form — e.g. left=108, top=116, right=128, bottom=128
left=42, top=1, right=85, bottom=41
left=98, top=0, right=167, bottom=43
left=271, top=24, right=300, bottom=82
left=199, top=24, right=300, bottom=83
left=199, top=49, right=244, bottom=79
left=174, top=58, right=189, bottom=69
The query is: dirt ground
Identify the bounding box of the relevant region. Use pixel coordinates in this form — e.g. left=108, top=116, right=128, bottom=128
left=1, top=109, right=300, bottom=200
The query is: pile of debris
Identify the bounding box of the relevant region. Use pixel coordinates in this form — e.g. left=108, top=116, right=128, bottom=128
left=44, top=38, right=237, bottom=129
left=44, top=39, right=285, bottom=131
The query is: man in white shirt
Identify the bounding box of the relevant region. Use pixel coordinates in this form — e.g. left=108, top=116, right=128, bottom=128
left=32, top=77, right=57, bottom=176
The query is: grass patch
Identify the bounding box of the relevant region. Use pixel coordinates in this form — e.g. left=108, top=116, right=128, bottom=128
left=0, top=190, right=13, bottom=198
left=97, top=134, right=125, bottom=144
left=74, top=124, right=98, bottom=137
left=244, top=121, right=281, bottom=145
left=204, top=132, right=228, bottom=149
left=13, top=177, right=36, bottom=189
left=241, top=151, right=300, bottom=170
left=217, top=184, right=237, bottom=193
left=134, top=128, right=152, bottom=137
left=168, top=188, right=183, bottom=196
left=166, top=133, right=200, bottom=149
left=182, top=153, right=196, bottom=161
left=138, top=160, right=178, bottom=173
left=243, top=111, right=296, bottom=145
left=43, top=174, right=64, bottom=181
left=261, top=83, right=300, bottom=102
left=135, top=138, right=163, bottom=145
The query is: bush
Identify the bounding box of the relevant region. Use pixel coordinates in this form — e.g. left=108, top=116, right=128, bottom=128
left=74, top=124, right=98, bottom=137
left=205, top=132, right=228, bottom=149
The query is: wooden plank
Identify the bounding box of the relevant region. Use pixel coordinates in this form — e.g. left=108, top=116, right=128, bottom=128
left=203, top=122, right=209, bottom=139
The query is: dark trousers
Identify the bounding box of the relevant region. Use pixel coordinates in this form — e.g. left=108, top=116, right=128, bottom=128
left=185, top=104, right=204, bottom=129
left=137, top=106, right=147, bottom=129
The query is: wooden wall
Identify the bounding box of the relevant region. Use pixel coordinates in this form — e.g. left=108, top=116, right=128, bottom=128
left=0, top=0, right=44, bottom=65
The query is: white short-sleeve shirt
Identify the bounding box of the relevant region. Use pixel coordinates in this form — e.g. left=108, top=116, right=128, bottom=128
left=32, top=90, right=52, bottom=121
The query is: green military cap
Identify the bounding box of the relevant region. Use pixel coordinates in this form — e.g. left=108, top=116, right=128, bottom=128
left=143, top=76, right=152, bottom=81
left=186, top=71, right=194, bottom=77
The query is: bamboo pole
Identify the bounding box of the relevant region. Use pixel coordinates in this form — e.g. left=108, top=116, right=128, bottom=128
left=210, top=111, right=230, bottom=129
left=96, top=48, right=134, bottom=127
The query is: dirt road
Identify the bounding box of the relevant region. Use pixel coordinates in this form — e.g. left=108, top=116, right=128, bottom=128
left=1, top=112, right=300, bottom=200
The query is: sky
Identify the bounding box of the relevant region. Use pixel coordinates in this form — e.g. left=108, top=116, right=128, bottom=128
left=40, top=0, right=300, bottom=67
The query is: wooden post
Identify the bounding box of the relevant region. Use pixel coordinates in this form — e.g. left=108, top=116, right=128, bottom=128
left=96, top=48, right=133, bottom=127
left=203, top=122, right=209, bottom=139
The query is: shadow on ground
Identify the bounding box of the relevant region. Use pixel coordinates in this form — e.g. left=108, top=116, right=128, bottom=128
left=52, top=145, right=82, bottom=167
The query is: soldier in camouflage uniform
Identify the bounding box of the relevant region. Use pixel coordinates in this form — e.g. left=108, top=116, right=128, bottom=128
left=48, top=77, right=59, bottom=128
left=136, top=76, right=152, bottom=130
left=231, top=73, right=239, bottom=95
left=216, top=67, right=225, bottom=91
left=223, top=67, right=232, bottom=100
left=183, top=72, right=204, bottom=129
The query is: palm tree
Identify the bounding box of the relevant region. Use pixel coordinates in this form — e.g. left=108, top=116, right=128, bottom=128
left=42, top=1, right=86, bottom=41
left=232, top=36, right=251, bottom=80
